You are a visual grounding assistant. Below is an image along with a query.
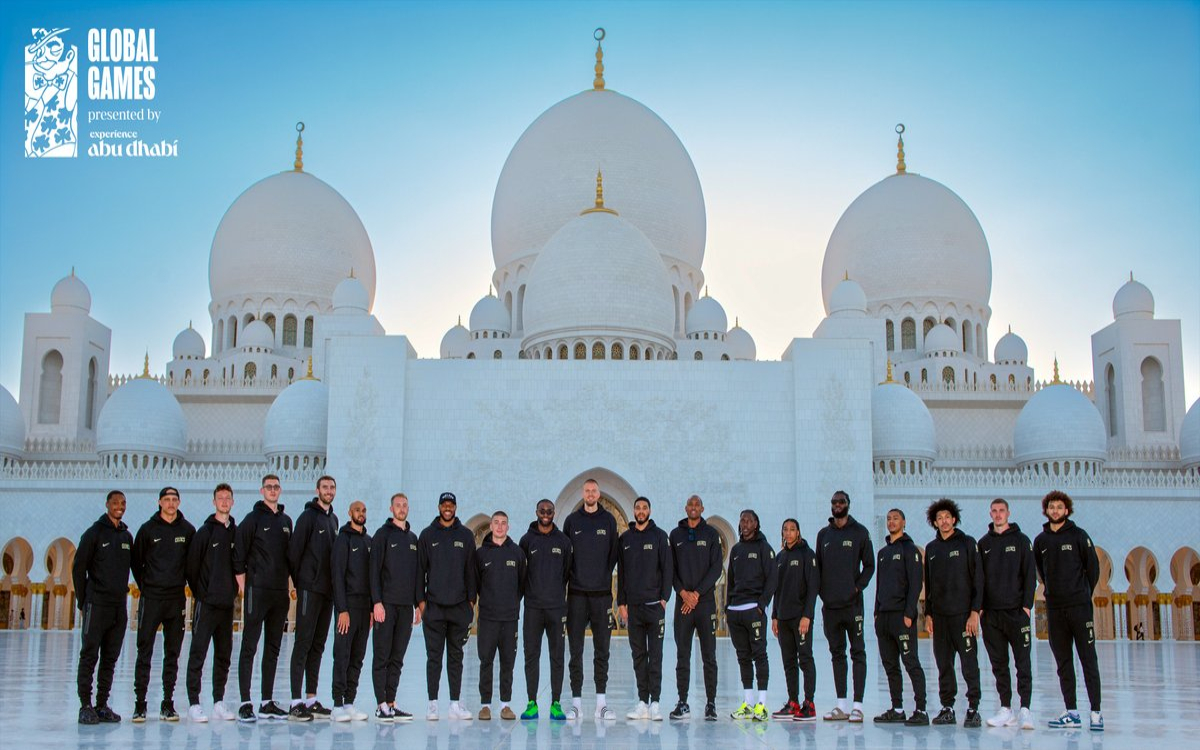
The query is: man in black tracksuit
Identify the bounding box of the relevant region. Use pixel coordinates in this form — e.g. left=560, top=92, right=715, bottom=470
left=518, top=499, right=571, bottom=720
left=726, top=509, right=777, bottom=720
left=234, top=474, right=294, bottom=721
left=924, top=498, right=984, bottom=728
left=617, top=497, right=672, bottom=720
left=331, top=501, right=372, bottom=719
left=369, top=492, right=423, bottom=722
left=287, top=475, right=339, bottom=720
left=815, top=490, right=874, bottom=722
left=419, top=491, right=477, bottom=719
left=131, top=486, right=195, bottom=721
left=668, top=495, right=723, bottom=721
left=872, top=508, right=927, bottom=726
left=771, top=518, right=819, bottom=720
left=185, top=483, right=239, bottom=721
left=1034, top=490, right=1103, bottom=731
left=978, top=498, right=1036, bottom=728
left=563, top=479, right=619, bottom=720
left=475, top=511, right=527, bottom=720
left=74, top=490, right=133, bottom=725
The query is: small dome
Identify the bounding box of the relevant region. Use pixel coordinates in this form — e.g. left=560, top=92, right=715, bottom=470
left=264, top=378, right=328, bottom=457
left=924, top=323, right=960, bottom=354
left=686, top=296, right=727, bottom=336
left=993, top=328, right=1027, bottom=365
left=1113, top=277, right=1154, bottom=321
left=872, top=381, right=937, bottom=461
left=440, top=322, right=470, bottom=359
left=241, top=320, right=275, bottom=350
left=1014, top=384, right=1107, bottom=466
left=172, top=325, right=206, bottom=360
left=726, top=323, right=756, bottom=361
left=51, top=273, right=91, bottom=314
left=828, top=277, right=868, bottom=317
left=0, top=385, right=25, bottom=460
left=332, top=275, right=370, bottom=314
left=469, top=294, right=511, bottom=334
left=1180, top=399, right=1200, bottom=470
left=97, top=378, right=188, bottom=459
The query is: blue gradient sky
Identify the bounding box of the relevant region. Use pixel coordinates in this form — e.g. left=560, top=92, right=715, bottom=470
left=2, top=1, right=1198, bottom=405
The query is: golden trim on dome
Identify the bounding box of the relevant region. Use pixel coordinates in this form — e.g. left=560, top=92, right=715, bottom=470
left=1052, top=356, right=1061, bottom=384
left=895, top=123, right=906, bottom=174
left=139, top=352, right=151, bottom=379
left=293, top=121, right=305, bottom=172
left=593, top=28, right=606, bottom=90
left=301, top=355, right=319, bottom=381
left=881, top=358, right=895, bottom=385
left=581, top=170, right=618, bottom=215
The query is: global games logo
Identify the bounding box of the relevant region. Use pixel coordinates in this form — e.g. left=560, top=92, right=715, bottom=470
left=24, top=28, right=78, bottom=158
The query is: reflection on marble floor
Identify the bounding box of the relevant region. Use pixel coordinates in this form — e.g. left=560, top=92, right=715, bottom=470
left=2, top=631, right=1195, bottom=748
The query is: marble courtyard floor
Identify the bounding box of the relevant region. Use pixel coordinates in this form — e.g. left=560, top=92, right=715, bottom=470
left=1, top=629, right=1194, bottom=748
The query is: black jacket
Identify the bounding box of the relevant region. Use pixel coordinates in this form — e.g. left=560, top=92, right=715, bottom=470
left=924, top=528, right=984, bottom=617
left=332, top=523, right=372, bottom=613
left=874, top=532, right=922, bottom=620
left=617, top=520, right=673, bottom=606
left=132, top=510, right=195, bottom=599
left=772, top=539, right=819, bottom=621
left=562, top=505, right=618, bottom=594
left=418, top=516, right=477, bottom=606
left=233, top=501, right=293, bottom=591
left=978, top=523, right=1036, bottom=611
left=289, top=498, right=340, bottom=596
left=815, top=515, right=874, bottom=609
left=726, top=531, right=778, bottom=611
left=369, top=519, right=422, bottom=607
left=73, top=514, right=133, bottom=608
left=519, top=521, right=572, bottom=609
left=187, top=514, right=238, bottom=608
left=669, top=517, right=724, bottom=603
left=1034, top=519, right=1099, bottom=609
left=475, top=533, right=526, bottom=621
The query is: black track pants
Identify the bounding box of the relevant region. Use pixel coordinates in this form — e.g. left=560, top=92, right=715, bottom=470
left=238, top=585, right=289, bottom=702
left=78, top=602, right=128, bottom=707
left=982, top=608, right=1032, bottom=709
left=523, top=606, right=565, bottom=703
left=186, top=601, right=233, bottom=704
left=875, top=610, right=926, bottom=710
left=822, top=602, right=867, bottom=701
left=291, top=589, right=333, bottom=699
left=477, top=618, right=518, bottom=704
left=777, top=616, right=817, bottom=703
left=332, top=607, right=370, bottom=706
left=567, top=592, right=612, bottom=697
left=134, top=595, right=186, bottom=704
left=627, top=603, right=666, bottom=703
left=424, top=602, right=471, bottom=701
left=931, top=611, right=981, bottom=709
left=370, top=604, right=413, bottom=705
left=1047, top=603, right=1102, bottom=712
left=727, top=608, right=768, bottom=690
left=674, top=596, right=718, bottom=704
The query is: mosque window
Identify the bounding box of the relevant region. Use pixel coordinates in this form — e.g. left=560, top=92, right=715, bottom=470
left=611, top=343, right=624, bottom=360
left=886, top=320, right=895, bottom=351
left=942, top=366, right=955, bottom=384
left=228, top=317, right=238, bottom=348
left=519, top=350, right=527, bottom=359
left=901, top=319, right=916, bottom=350
left=721, top=354, right=730, bottom=361
left=303, top=317, right=314, bottom=348
left=574, top=343, right=586, bottom=360
left=975, top=323, right=984, bottom=358
left=37, top=350, right=63, bottom=424
left=483, top=331, right=489, bottom=339
left=85, top=358, right=98, bottom=430
left=592, top=342, right=605, bottom=360
left=704, top=332, right=709, bottom=340
left=903, top=371, right=911, bottom=385
left=264, top=313, right=276, bottom=335
left=467, top=352, right=476, bottom=359
left=283, top=315, right=297, bottom=346
left=694, top=351, right=703, bottom=360
left=989, top=374, right=997, bottom=389
left=544, top=347, right=552, bottom=360
left=920, top=369, right=928, bottom=384
left=203, top=369, right=210, bottom=382
left=244, top=362, right=257, bottom=380
left=493, top=350, right=502, bottom=359
left=1105, top=365, right=1117, bottom=435
left=923, top=318, right=936, bottom=341
left=1141, top=357, right=1165, bottom=432
left=216, top=319, right=224, bottom=353
left=244, top=313, right=256, bottom=329
left=962, top=321, right=972, bottom=353
left=184, top=368, right=192, bottom=382
left=1008, top=374, right=1016, bottom=387
left=271, top=364, right=278, bottom=379
left=629, top=345, right=640, bottom=361
left=558, top=345, right=569, bottom=360
left=287, top=367, right=294, bottom=381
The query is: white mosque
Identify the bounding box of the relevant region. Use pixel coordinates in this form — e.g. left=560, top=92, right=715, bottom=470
left=1, top=35, right=1197, bottom=645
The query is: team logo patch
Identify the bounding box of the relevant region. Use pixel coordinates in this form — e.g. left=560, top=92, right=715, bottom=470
left=24, top=28, right=78, bottom=157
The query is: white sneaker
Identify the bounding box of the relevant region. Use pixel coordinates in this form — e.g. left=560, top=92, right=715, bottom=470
left=212, top=701, right=235, bottom=721
left=448, top=701, right=473, bottom=720
left=627, top=701, right=649, bottom=720
left=349, top=705, right=368, bottom=721
left=188, top=704, right=209, bottom=723
left=988, top=707, right=1014, bottom=727
left=1019, top=707, right=1034, bottom=730
left=427, top=701, right=439, bottom=721
left=596, top=704, right=616, bottom=721
left=331, top=706, right=351, bottom=722
left=566, top=705, right=581, bottom=721
left=649, top=701, right=662, bottom=721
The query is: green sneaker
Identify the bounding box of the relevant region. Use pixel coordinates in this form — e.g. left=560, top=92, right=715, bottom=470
left=752, top=703, right=769, bottom=722
left=549, top=701, right=566, bottom=721
left=731, top=702, right=755, bottom=720
left=520, top=701, right=539, bottom=720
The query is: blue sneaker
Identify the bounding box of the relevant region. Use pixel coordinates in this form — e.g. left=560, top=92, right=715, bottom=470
left=1090, top=711, right=1104, bottom=732
left=520, top=701, right=538, bottom=720
left=1048, top=711, right=1081, bottom=729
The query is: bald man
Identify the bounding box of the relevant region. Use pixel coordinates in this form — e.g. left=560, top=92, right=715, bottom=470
left=330, top=501, right=372, bottom=721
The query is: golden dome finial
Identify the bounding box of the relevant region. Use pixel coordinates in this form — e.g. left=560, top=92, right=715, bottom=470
left=457, top=315, right=462, bottom=327
left=581, top=170, right=618, bottom=215
left=1007, top=324, right=1011, bottom=334
left=349, top=267, right=355, bottom=279
left=1052, top=356, right=1061, bottom=384
left=895, top=123, right=906, bottom=174
left=489, top=284, right=494, bottom=297
left=843, top=269, right=849, bottom=281
left=735, top=316, right=740, bottom=328
left=140, top=351, right=151, bottom=379
left=302, top=355, right=317, bottom=381
left=704, top=285, right=709, bottom=298
left=188, top=320, right=193, bottom=330
left=70, top=266, right=75, bottom=277
left=293, top=121, right=305, bottom=172
left=593, top=28, right=606, bottom=90
left=1130, top=271, right=1134, bottom=282
left=882, top=358, right=895, bottom=384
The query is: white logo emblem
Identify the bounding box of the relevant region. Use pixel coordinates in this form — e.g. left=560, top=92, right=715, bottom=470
left=351, top=547, right=359, bottom=552
left=390, top=543, right=398, bottom=548
left=211, top=542, right=219, bottom=548
left=152, top=538, right=161, bottom=543
left=101, top=542, right=109, bottom=547
left=24, top=28, right=78, bottom=157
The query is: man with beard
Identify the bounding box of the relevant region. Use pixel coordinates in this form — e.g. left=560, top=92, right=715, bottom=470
left=518, top=499, right=572, bottom=721
left=816, top=490, right=874, bottom=723
left=331, top=500, right=371, bottom=722
left=978, top=498, right=1035, bottom=730
left=419, top=492, right=477, bottom=721
left=668, top=494, right=723, bottom=722
left=618, top=497, right=672, bottom=721
left=369, top=492, right=423, bottom=723
left=872, top=509, right=928, bottom=726
left=287, top=475, right=340, bottom=721
left=771, top=518, right=819, bottom=721
left=726, top=509, right=777, bottom=722
left=185, top=483, right=239, bottom=723
left=131, top=486, right=195, bottom=722
left=475, top=511, right=527, bottom=720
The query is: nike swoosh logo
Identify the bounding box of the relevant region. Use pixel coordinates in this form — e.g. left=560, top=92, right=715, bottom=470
left=574, top=530, right=582, bottom=535
left=318, top=529, right=325, bottom=534
left=152, top=538, right=161, bottom=543
left=263, top=527, right=271, bottom=532
left=390, top=543, right=398, bottom=548
left=530, top=549, right=538, bottom=555
left=102, top=543, right=110, bottom=547
left=432, top=542, right=439, bottom=547
left=212, top=542, right=219, bottom=548
left=352, top=547, right=359, bottom=552
left=623, top=546, right=630, bottom=550
left=983, top=550, right=991, bottom=554
left=485, top=562, right=492, bottom=567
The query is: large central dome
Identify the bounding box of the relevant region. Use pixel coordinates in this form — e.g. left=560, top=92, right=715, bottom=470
left=491, top=89, right=706, bottom=272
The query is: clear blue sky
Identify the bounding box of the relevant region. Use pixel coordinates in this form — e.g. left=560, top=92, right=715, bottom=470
left=2, top=1, right=1198, bottom=406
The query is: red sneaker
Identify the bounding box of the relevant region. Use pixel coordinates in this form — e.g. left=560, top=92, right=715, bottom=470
left=794, top=701, right=817, bottom=722
left=773, top=701, right=800, bottom=720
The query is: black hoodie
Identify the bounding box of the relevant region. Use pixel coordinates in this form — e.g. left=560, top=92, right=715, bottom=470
left=874, top=532, right=922, bottom=620
left=132, top=510, right=196, bottom=599
left=815, top=515, right=875, bottom=609
left=518, top=520, right=572, bottom=609
left=369, top=519, right=423, bottom=607
left=617, top=519, right=673, bottom=606
left=332, top=522, right=372, bottom=613
left=233, top=500, right=293, bottom=591
left=978, top=523, right=1036, bottom=611
left=73, top=514, right=133, bottom=608
left=726, top=531, right=778, bottom=612
left=418, top=515, right=477, bottom=606
left=187, top=513, right=238, bottom=608
left=924, top=527, right=984, bottom=617
left=669, top=517, right=724, bottom=603
left=1033, top=519, right=1099, bottom=609
left=289, top=498, right=340, bottom=596
left=772, top=539, right=819, bottom=621
left=562, top=505, right=618, bottom=594
left=475, top=533, right=527, bottom=621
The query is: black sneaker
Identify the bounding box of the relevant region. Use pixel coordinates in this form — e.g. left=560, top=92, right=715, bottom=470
left=392, top=707, right=413, bottom=723
left=874, top=708, right=907, bottom=723
left=905, top=709, right=930, bottom=726
left=669, top=702, right=690, bottom=720
left=258, top=700, right=288, bottom=720
left=96, top=705, right=122, bottom=723
left=132, top=701, right=147, bottom=723
left=704, top=702, right=718, bottom=721
left=309, top=700, right=332, bottom=719
left=288, top=703, right=313, bottom=722
left=932, top=707, right=956, bottom=725
left=238, top=703, right=257, bottom=723
left=160, top=700, right=180, bottom=722
left=375, top=706, right=394, bottom=723
left=79, top=705, right=100, bottom=725
left=964, top=708, right=982, bottom=728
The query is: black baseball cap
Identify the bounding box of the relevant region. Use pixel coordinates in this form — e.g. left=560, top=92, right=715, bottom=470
left=438, top=492, right=457, bottom=505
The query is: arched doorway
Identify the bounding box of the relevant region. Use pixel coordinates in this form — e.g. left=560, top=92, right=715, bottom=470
left=1124, top=547, right=1160, bottom=640
left=705, top=515, right=736, bottom=636
left=1093, top=547, right=1115, bottom=640
left=1, top=537, right=34, bottom=630
left=42, top=537, right=77, bottom=630
left=1170, top=547, right=1200, bottom=641
left=465, top=512, right=493, bottom=635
